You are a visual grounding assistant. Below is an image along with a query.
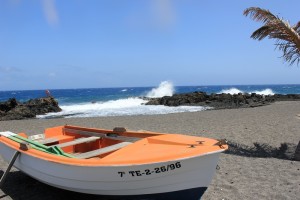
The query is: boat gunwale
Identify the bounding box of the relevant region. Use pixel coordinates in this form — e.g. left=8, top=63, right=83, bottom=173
left=0, top=136, right=227, bottom=167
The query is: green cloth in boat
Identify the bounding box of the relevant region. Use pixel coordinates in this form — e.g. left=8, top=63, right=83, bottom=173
left=7, top=135, right=75, bottom=158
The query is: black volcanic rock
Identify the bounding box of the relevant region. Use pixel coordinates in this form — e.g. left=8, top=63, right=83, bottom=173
left=0, top=97, right=62, bottom=121
left=144, top=91, right=294, bottom=109
left=0, top=98, right=19, bottom=113
left=273, top=94, right=300, bottom=101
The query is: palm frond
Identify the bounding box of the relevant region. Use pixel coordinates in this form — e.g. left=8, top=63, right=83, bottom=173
left=293, top=21, right=300, bottom=34
left=269, top=20, right=300, bottom=47
left=244, top=7, right=300, bottom=65
left=243, top=7, right=277, bottom=23
left=250, top=25, right=272, bottom=40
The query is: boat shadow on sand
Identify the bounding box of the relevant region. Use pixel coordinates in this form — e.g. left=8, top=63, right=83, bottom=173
left=0, top=171, right=109, bottom=200
left=225, top=141, right=297, bottom=161
left=0, top=170, right=153, bottom=200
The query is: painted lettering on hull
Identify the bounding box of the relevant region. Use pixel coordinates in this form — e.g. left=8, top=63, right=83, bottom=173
left=118, top=162, right=182, bottom=177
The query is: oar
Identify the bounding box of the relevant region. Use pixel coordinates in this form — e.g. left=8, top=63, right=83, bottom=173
left=0, top=151, right=20, bottom=188
left=0, top=132, right=21, bottom=187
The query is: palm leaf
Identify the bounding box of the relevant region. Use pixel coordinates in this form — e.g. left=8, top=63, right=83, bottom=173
left=244, top=7, right=300, bottom=65
left=293, top=21, right=300, bottom=34
left=243, top=7, right=278, bottom=23
left=250, top=25, right=272, bottom=40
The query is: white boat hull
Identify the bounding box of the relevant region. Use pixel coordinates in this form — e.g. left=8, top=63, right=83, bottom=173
left=0, top=142, right=222, bottom=199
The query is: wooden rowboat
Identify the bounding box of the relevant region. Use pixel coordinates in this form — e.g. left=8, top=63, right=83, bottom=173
left=0, top=125, right=228, bottom=200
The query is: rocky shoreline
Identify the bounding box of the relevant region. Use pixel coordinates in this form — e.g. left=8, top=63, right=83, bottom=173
left=2, top=92, right=300, bottom=121
left=0, top=97, right=61, bottom=121
left=145, top=92, right=300, bottom=109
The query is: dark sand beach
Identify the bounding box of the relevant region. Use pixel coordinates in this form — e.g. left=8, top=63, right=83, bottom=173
left=0, top=101, right=299, bottom=199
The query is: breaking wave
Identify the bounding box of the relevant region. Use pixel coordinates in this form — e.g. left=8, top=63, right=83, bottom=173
left=37, top=97, right=208, bottom=119
left=146, top=81, right=174, bottom=98
left=219, top=88, right=275, bottom=95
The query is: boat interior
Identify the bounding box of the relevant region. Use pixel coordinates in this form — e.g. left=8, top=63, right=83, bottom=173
left=23, top=125, right=162, bottom=159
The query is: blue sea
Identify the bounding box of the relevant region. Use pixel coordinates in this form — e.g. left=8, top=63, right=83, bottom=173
left=1, top=81, right=300, bottom=119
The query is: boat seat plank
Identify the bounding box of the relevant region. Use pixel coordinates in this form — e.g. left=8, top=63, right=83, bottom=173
left=38, top=138, right=59, bottom=145
left=63, top=128, right=140, bottom=142
left=52, top=136, right=100, bottom=148
left=75, top=142, right=132, bottom=159
left=28, top=134, right=59, bottom=145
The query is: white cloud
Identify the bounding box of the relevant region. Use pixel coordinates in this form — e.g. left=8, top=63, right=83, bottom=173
left=124, top=0, right=176, bottom=31
left=152, top=0, right=175, bottom=29
left=42, top=0, right=59, bottom=27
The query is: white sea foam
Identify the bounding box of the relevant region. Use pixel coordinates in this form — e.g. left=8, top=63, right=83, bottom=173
left=37, top=97, right=208, bottom=119
left=219, top=87, right=275, bottom=95
left=252, top=89, right=274, bottom=95
left=146, top=81, right=174, bottom=98
left=121, top=89, right=127, bottom=92
left=219, top=88, right=243, bottom=95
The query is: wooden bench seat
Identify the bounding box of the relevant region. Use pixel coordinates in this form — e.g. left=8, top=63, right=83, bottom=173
left=38, top=138, right=60, bottom=145
left=28, top=134, right=60, bottom=145
left=63, top=128, right=140, bottom=142
left=75, top=142, right=132, bottom=159
left=51, top=136, right=100, bottom=148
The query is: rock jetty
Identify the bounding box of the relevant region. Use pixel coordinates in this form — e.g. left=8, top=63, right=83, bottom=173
left=145, top=92, right=300, bottom=109
left=0, top=97, right=62, bottom=121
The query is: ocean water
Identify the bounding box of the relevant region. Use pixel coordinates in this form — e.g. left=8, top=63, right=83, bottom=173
left=1, top=81, right=300, bottom=119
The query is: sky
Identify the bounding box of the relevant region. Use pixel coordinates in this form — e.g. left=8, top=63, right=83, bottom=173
left=0, top=0, right=300, bottom=91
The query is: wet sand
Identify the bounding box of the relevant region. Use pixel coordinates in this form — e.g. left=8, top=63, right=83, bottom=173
left=0, top=101, right=299, bottom=199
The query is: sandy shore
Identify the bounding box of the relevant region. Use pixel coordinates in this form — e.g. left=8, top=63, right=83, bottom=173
left=0, top=101, right=299, bottom=199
